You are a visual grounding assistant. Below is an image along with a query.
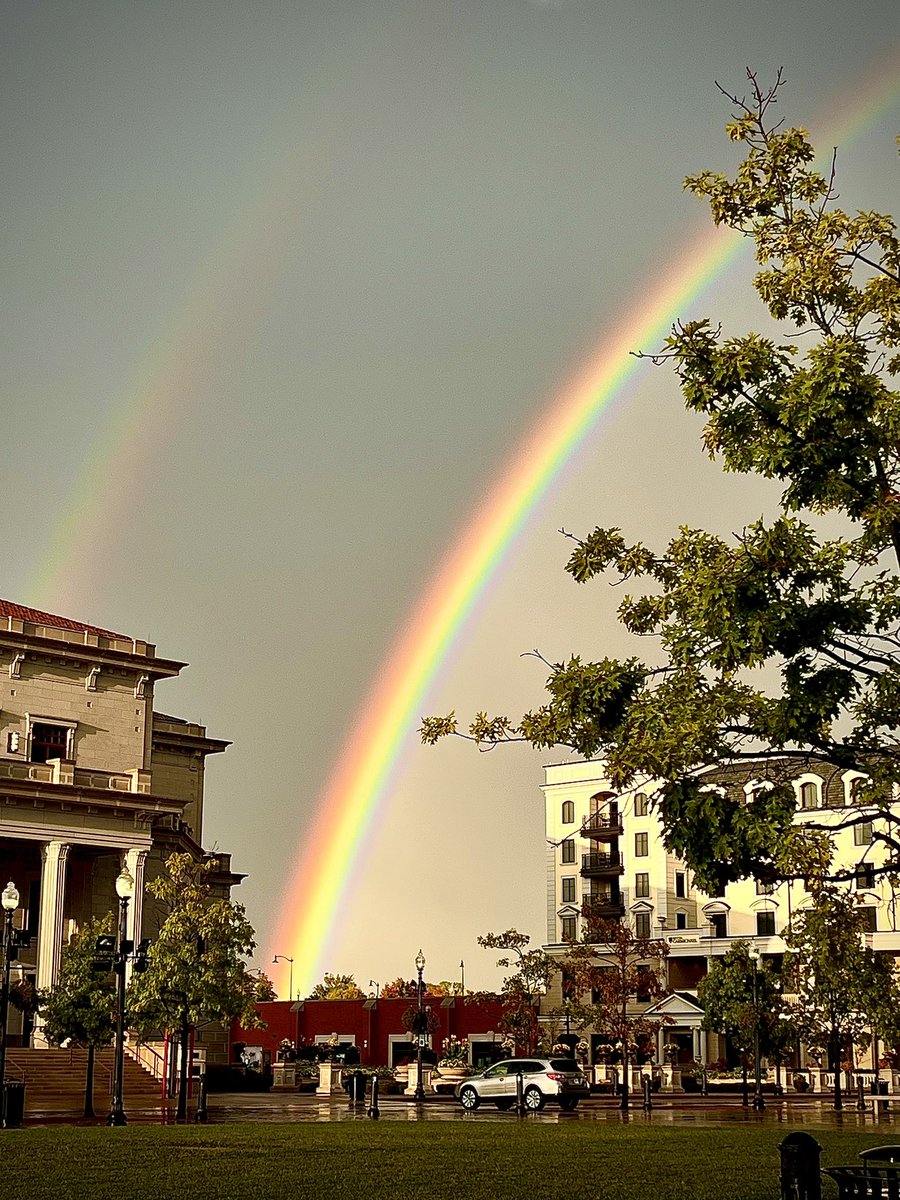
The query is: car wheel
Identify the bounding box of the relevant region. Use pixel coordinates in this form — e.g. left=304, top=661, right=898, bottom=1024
left=523, top=1086, right=545, bottom=1112
left=459, top=1086, right=480, bottom=1111
left=495, top=1098, right=514, bottom=1111
left=559, top=1097, right=579, bottom=1111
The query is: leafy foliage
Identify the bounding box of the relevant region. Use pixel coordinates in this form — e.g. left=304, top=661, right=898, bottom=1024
left=38, top=914, right=117, bottom=1048
left=697, top=940, right=790, bottom=1060
left=422, top=71, right=900, bottom=894
left=306, top=972, right=365, bottom=1000
left=477, top=929, right=558, bottom=1053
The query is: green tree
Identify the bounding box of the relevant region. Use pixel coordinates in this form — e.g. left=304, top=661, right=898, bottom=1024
left=128, top=853, right=265, bottom=1121
left=697, top=940, right=791, bottom=1101
left=38, top=914, right=117, bottom=1117
left=477, top=929, right=558, bottom=1054
left=782, top=888, right=900, bottom=1109
left=564, top=918, right=670, bottom=1111
left=306, top=973, right=365, bottom=1000
left=421, top=71, right=900, bottom=894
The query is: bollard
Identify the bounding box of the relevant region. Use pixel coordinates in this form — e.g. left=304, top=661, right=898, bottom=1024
left=516, top=1071, right=525, bottom=1116
left=857, top=1077, right=868, bottom=1113
left=367, top=1075, right=380, bottom=1119
left=194, top=1073, right=208, bottom=1123
left=701, top=1067, right=708, bottom=1097
left=778, top=1131, right=822, bottom=1200
left=642, top=1074, right=652, bottom=1112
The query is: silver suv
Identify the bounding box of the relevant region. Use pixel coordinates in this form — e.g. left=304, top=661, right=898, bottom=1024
left=455, top=1057, right=590, bottom=1112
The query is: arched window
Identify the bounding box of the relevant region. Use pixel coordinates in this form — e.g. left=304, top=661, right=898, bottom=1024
left=799, top=781, right=818, bottom=810
left=561, top=800, right=575, bottom=824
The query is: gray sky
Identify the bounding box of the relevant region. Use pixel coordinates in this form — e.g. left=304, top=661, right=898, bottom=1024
left=3, top=0, right=900, bottom=996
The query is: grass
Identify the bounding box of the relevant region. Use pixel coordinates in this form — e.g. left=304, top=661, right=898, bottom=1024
left=0, top=1122, right=885, bottom=1200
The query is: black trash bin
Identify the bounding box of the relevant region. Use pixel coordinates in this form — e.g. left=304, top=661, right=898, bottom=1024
left=3, top=1081, right=25, bottom=1128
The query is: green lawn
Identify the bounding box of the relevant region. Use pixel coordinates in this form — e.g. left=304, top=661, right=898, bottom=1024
left=0, top=1122, right=884, bottom=1199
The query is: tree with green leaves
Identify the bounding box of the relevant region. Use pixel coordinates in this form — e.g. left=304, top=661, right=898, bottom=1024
left=697, top=940, right=791, bottom=1103
left=421, top=69, right=900, bottom=896
left=477, top=929, right=558, bottom=1054
left=306, top=973, right=365, bottom=1000
left=38, top=914, right=117, bottom=1118
left=564, top=918, right=669, bottom=1111
left=128, top=853, right=266, bottom=1121
left=782, top=888, right=900, bottom=1109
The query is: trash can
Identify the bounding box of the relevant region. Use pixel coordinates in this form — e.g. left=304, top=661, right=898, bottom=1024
left=3, top=1081, right=25, bottom=1128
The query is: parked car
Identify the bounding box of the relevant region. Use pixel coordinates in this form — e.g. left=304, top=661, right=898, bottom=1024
left=455, top=1057, right=590, bottom=1112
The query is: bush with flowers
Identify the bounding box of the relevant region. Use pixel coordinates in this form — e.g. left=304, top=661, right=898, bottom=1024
left=438, top=1034, right=468, bottom=1067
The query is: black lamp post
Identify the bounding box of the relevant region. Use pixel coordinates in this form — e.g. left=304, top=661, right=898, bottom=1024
left=272, top=955, right=294, bottom=1000
left=748, top=944, right=765, bottom=1111
left=107, top=865, right=134, bottom=1126
left=414, top=949, right=426, bottom=1101
left=0, top=881, right=19, bottom=1127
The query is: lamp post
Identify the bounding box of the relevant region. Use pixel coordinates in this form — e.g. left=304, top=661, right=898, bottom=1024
left=0, top=881, right=19, bottom=1127
left=272, top=955, right=294, bottom=1000
left=107, top=865, right=134, bottom=1126
left=414, top=949, right=426, bottom=1101
left=748, top=944, right=765, bottom=1111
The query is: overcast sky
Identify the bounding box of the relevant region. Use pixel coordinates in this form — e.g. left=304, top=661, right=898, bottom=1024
left=3, top=0, right=900, bottom=996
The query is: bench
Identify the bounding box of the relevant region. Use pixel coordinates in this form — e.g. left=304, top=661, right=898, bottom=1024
left=824, top=1165, right=900, bottom=1199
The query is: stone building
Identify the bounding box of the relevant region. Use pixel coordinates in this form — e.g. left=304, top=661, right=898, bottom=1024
left=0, top=599, right=239, bottom=1050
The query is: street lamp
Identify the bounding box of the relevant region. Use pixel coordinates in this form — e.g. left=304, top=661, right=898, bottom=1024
left=272, top=955, right=294, bottom=1001
left=0, top=881, right=19, bottom=1127
left=414, top=949, right=426, bottom=1101
left=107, top=865, right=134, bottom=1126
left=748, top=944, right=765, bottom=1111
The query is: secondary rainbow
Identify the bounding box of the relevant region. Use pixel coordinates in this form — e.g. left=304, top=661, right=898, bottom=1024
left=276, top=52, right=900, bottom=996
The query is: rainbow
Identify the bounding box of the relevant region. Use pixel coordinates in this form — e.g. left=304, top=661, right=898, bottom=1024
left=276, top=51, right=900, bottom=996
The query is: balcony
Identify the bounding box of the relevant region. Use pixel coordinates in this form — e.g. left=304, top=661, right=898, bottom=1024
left=580, top=812, right=623, bottom=841
left=582, top=895, right=625, bottom=922
left=580, top=851, right=624, bottom=878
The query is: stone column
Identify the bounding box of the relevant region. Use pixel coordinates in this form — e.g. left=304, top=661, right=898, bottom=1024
left=692, top=1027, right=702, bottom=1062
left=124, top=848, right=148, bottom=984
left=36, top=841, right=71, bottom=991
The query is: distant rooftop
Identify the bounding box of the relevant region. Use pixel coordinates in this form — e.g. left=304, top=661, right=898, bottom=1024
left=0, top=599, right=130, bottom=641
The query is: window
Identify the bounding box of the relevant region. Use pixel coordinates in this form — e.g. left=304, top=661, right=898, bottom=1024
left=854, top=821, right=874, bottom=846
left=856, top=864, right=876, bottom=890
left=561, top=916, right=578, bottom=942
left=634, top=832, right=649, bottom=857
left=755, top=879, right=775, bottom=895
left=561, top=877, right=576, bottom=904
left=755, top=911, right=776, bottom=937
left=634, top=793, right=648, bottom=817
left=634, top=873, right=649, bottom=898
left=636, top=965, right=652, bottom=1002
left=860, top=907, right=877, bottom=933
left=634, top=912, right=651, bottom=938
left=675, top=872, right=686, bottom=898
left=709, top=912, right=727, bottom=938
left=561, top=800, right=575, bottom=825
left=561, top=839, right=575, bottom=864
left=799, top=781, right=818, bottom=809
left=30, top=722, right=70, bottom=763
left=675, top=911, right=687, bottom=930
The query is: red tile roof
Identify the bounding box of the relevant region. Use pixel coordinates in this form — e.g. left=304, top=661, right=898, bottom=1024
left=0, top=599, right=130, bottom=641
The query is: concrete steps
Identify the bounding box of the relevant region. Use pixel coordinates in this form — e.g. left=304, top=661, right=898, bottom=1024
left=4, top=1047, right=163, bottom=1113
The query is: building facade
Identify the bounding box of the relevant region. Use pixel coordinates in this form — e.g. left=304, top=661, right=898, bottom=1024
left=541, top=757, right=900, bottom=1067
left=0, top=599, right=239, bottom=1049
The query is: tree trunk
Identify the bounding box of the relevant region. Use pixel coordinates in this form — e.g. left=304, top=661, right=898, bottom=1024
left=176, top=1008, right=190, bottom=1122
left=83, top=1043, right=95, bottom=1118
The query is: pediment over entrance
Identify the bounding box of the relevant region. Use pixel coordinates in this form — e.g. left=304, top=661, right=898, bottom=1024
left=643, top=991, right=705, bottom=1020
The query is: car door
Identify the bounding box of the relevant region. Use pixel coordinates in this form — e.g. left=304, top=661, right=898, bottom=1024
left=478, top=1062, right=512, bottom=1098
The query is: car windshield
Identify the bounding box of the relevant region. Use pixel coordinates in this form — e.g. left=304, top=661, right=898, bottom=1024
left=550, top=1059, right=580, bottom=1073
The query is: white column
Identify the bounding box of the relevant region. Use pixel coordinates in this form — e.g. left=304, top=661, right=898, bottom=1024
left=36, top=841, right=71, bottom=991
left=124, top=848, right=148, bottom=985
left=692, top=1027, right=702, bottom=1062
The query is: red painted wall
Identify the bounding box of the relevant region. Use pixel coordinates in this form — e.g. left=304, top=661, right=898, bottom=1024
left=231, top=995, right=513, bottom=1067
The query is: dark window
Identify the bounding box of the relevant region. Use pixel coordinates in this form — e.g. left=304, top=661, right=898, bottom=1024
left=634, top=873, right=649, bottom=898
left=636, top=965, right=652, bottom=1002
left=634, top=912, right=651, bottom=938
left=675, top=911, right=687, bottom=930
left=710, top=913, right=727, bottom=938
left=634, top=793, right=648, bottom=817
left=856, top=864, right=876, bottom=890
left=561, top=877, right=576, bottom=904
left=755, top=911, right=776, bottom=937
left=859, top=907, right=877, bottom=932
left=755, top=879, right=775, bottom=895
left=30, top=722, right=69, bottom=763
left=561, top=801, right=575, bottom=825
left=675, top=872, right=686, bottom=898
left=634, top=832, right=649, bottom=857
left=561, top=839, right=575, bottom=864
left=561, top=916, right=577, bottom=942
